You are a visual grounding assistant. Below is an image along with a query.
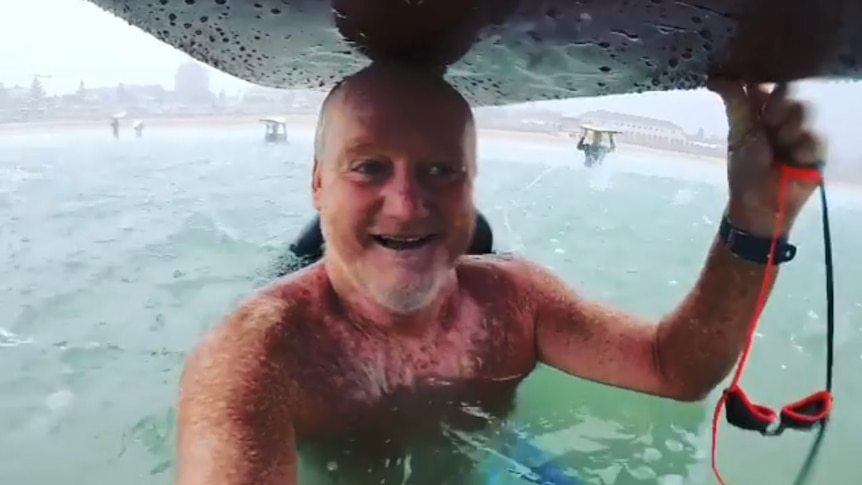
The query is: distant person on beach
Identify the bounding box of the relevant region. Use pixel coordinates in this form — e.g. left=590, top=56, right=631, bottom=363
left=110, top=117, right=119, bottom=139
left=175, top=63, right=825, bottom=485
left=577, top=129, right=616, bottom=167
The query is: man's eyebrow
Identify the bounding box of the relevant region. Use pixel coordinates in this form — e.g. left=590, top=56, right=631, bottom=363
left=341, top=141, right=382, bottom=159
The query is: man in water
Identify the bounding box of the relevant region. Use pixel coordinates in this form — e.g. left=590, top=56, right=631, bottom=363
left=576, top=129, right=616, bottom=167
left=175, top=64, right=824, bottom=485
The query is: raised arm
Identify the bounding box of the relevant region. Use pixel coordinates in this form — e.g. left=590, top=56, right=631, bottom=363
left=528, top=81, right=822, bottom=402
left=176, top=296, right=298, bottom=485
left=523, top=237, right=773, bottom=402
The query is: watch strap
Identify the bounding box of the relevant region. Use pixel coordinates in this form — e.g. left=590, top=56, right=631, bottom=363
left=719, top=215, right=797, bottom=265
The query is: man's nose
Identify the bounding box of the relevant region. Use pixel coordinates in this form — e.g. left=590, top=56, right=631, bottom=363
left=380, top=170, right=431, bottom=219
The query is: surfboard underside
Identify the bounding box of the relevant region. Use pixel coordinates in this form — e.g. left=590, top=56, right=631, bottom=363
left=83, top=0, right=862, bottom=105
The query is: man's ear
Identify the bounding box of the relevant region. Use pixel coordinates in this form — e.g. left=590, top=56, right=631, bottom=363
left=311, top=158, right=323, bottom=211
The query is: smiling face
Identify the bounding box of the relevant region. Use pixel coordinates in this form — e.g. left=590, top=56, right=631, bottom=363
left=312, top=65, right=477, bottom=314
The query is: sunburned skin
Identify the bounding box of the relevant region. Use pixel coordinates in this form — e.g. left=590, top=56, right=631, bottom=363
left=175, top=65, right=825, bottom=485
left=295, top=259, right=533, bottom=483
left=181, top=257, right=536, bottom=484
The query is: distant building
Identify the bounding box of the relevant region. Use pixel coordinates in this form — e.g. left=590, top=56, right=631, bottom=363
left=2, top=85, right=30, bottom=100
left=174, top=61, right=212, bottom=103
left=80, top=84, right=166, bottom=104
left=576, top=110, right=688, bottom=145
left=128, top=84, right=168, bottom=103
left=242, top=86, right=285, bottom=103
left=555, top=110, right=725, bottom=157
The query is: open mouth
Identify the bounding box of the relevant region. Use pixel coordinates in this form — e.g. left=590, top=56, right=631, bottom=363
left=371, top=234, right=437, bottom=250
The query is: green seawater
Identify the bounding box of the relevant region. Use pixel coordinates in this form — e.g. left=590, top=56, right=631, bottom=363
left=1, top=126, right=859, bottom=485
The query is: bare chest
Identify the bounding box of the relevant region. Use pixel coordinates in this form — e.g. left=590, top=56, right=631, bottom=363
left=340, top=326, right=493, bottom=399
left=290, top=303, right=535, bottom=437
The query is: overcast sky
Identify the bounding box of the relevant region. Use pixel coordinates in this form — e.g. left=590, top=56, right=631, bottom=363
left=0, top=0, right=252, bottom=94
left=2, top=0, right=860, bottom=150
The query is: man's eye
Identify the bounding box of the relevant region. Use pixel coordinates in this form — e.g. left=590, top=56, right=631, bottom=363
left=427, top=163, right=461, bottom=178
left=352, top=159, right=389, bottom=176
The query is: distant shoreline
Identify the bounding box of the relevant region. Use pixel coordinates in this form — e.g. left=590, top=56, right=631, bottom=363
left=476, top=127, right=727, bottom=166
left=0, top=114, right=318, bottom=132
left=0, top=114, right=724, bottom=162
left=2, top=115, right=857, bottom=192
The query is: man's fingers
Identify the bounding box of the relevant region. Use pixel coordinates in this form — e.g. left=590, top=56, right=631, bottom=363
left=744, top=83, right=774, bottom=117
left=709, top=80, right=821, bottom=167
left=789, top=131, right=823, bottom=167
left=761, top=83, right=795, bottom=127
left=770, top=82, right=789, bottom=99
left=774, top=102, right=806, bottom=146
left=760, top=86, right=818, bottom=166
left=707, top=79, right=747, bottom=112
left=707, top=79, right=754, bottom=146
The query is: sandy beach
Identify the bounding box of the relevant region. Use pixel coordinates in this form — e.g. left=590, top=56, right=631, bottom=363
left=0, top=114, right=727, bottom=167
left=0, top=114, right=317, bottom=133
left=477, top=127, right=727, bottom=165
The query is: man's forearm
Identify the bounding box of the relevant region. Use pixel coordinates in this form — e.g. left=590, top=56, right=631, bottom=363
left=654, top=236, right=778, bottom=399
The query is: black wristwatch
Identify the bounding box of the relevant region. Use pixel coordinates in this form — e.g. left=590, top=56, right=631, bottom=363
left=718, top=215, right=797, bottom=265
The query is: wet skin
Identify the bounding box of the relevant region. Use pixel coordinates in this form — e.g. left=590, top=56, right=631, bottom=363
left=267, top=259, right=534, bottom=484
left=175, top=66, right=823, bottom=485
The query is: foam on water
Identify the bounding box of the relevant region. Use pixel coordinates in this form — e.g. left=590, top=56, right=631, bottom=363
left=671, top=187, right=694, bottom=206
left=0, top=327, right=34, bottom=348
left=586, top=163, right=616, bottom=192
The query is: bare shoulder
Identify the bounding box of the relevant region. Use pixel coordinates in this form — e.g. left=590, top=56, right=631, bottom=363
left=180, top=268, right=323, bottom=401
left=175, top=270, right=323, bottom=485
left=456, top=253, right=525, bottom=286
left=457, top=253, right=565, bottom=294
left=455, top=253, right=571, bottom=320
left=458, top=253, right=601, bottom=341
left=181, top=291, right=291, bottom=394
left=457, top=252, right=532, bottom=271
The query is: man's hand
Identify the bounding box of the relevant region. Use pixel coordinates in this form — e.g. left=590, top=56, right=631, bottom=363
left=708, top=80, right=825, bottom=237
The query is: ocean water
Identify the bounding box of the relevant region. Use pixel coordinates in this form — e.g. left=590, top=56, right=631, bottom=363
left=1, top=125, right=860, bottom=485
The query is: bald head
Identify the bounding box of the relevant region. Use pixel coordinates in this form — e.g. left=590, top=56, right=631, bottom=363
left=313, top=63, right=475, bottom=164
left=309, top=63, right=480, bottom=314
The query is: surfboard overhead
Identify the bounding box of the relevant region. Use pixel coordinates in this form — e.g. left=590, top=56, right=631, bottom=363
left=581, top=125, right=622, bottom=135
left=85, top=0, right=860, bottom=105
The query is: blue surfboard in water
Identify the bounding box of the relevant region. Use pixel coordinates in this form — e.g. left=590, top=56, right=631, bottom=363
left=482, top=423, right=583, bottom=485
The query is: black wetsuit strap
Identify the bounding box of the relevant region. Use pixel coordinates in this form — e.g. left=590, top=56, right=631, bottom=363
left=290, top=214, right=325, bottom=261
left=274, top=210, right=497, bottom=280
left=469, top=212, right=494, bottom=255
